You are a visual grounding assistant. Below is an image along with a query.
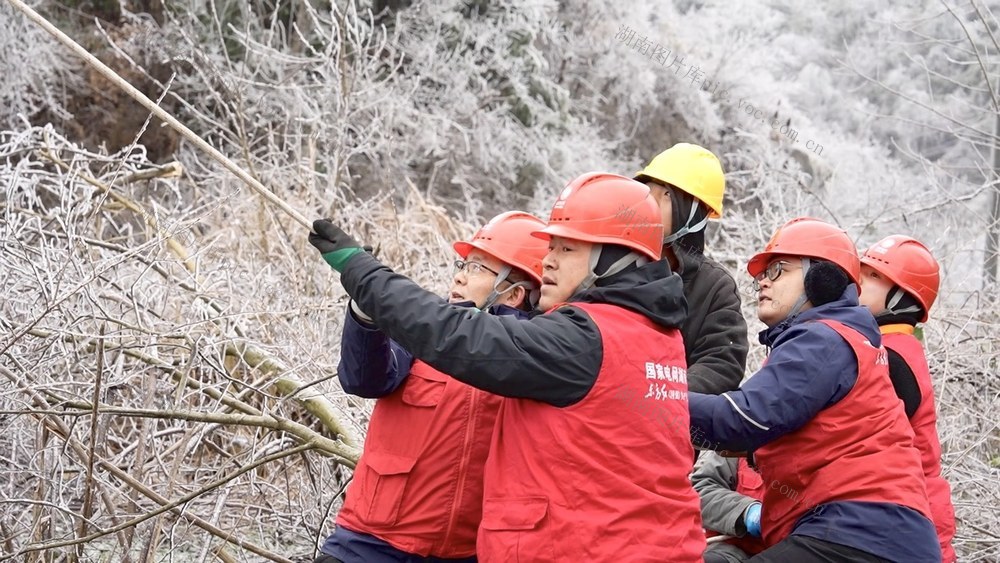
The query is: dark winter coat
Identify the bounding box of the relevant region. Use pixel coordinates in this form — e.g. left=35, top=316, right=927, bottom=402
left=674, top=246, right=749, bottom=394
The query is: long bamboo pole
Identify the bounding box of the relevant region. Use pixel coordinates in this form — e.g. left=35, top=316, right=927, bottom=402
left=6, top=0, right=313, bottom=229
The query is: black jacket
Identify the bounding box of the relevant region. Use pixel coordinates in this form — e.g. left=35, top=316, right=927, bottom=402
left=339, top=252, right=687, bottom=407
left=674, top=246, right=749, bottom=395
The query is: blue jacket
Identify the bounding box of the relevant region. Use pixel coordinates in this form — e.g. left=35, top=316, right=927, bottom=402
left=336, top=306, right=415, bottom=399
left=688, top=286, right=941, bottom=563
left=337, top=302, right=528, bottom=398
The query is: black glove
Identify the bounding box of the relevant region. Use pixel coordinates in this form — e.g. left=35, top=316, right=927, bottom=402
left=309, top=219, right=363, bottom=272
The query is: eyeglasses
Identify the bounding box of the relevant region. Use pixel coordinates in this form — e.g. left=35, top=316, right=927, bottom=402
left=753, top=260, right=797, bottom=291
left=454, top=259, right=500, bottom=277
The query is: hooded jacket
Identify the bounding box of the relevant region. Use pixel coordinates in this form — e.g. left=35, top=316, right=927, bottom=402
left=339, top=252, right=687, bottom=405
left=337, top=252, right=705, bottom=561
left=674, top=246, right=749, bottom=394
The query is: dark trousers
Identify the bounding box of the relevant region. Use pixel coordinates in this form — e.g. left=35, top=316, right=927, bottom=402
left=705, top=549, right=749, bottom=563
left=747, top=535, right=889, bottom=563
left=315, top=556, right=343, bottom=563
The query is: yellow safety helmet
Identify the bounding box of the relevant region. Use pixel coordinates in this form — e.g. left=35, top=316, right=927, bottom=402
left=634, top=143, right=725, bottom=218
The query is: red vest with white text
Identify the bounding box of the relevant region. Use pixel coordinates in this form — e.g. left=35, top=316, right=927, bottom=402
left=882, top=328, right=957, bottom=563
left=476, top=302, right=705, bottom=562
left=337, top=360, right=502, bottom=557
left=754, top=320, right=931, bottom=546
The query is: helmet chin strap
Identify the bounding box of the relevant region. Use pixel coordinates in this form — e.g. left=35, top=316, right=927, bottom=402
left=663, top=200, right=709, bottom=245
left=481, top=265, right=536, bottom=310
left=784, top=257, right=812, bottom=319
left=481, top=265, right=513, bottom=310
left=877, top=287, right=922, bottom=317
left=575, top=244, right=650, bottom=293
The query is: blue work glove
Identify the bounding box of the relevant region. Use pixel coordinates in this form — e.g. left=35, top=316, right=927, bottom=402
left=309, top=219, right=363, bottom=272
left=744, top=502, right=762, bottom=537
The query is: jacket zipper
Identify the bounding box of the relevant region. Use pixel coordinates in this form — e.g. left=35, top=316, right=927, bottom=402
left=441, top=384, right=479, bottom=550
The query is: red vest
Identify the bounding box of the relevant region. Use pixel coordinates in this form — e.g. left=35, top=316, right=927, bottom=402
left=724, top=459, right=768, bottom=555
left=754, top=320, right=931, bottom=546
left=337, top=360, right=502, bottom=557
left=476, top=303, right=705, bottom=562
left=882, top=328, right=957, bottom=563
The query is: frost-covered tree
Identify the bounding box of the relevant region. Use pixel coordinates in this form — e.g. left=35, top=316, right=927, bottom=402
left=0, top=1, right=82, bottom=129
left=1, top=0, right=998, bottom=559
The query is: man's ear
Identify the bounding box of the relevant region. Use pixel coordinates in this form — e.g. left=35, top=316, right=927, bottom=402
left=506, top=285, right=529, bottom=309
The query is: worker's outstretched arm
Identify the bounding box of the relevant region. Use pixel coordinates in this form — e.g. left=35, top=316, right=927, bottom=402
left=688, top=322, right=857, bottom=452
left=309, top=220, right=603, bottom=406
left=339, top=251, right=602, bottom=407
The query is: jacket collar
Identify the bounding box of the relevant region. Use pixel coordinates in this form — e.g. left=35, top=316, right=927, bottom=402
left=451, top=300, right=530, bottom=319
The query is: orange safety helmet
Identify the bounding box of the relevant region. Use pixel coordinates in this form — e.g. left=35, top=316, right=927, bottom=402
left=861, top=235, right=940, bottom=322
left=748, top=217, right=861, bottom=286
left=534, top=173, right=663, bottom=260
left=453, top=211, right=548, bottom=284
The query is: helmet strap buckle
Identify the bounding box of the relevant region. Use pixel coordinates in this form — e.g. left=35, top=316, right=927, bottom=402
left=575, top=244, right=649, bottom=294
left=881, top=287, right=922, bottom=317
left=663, top=200, right=709, bottom=245
left=481, top=264, right=513, bottom=310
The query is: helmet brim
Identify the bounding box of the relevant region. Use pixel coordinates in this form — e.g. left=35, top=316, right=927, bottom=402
left=453, top=240, right=474, bottom=258
left=749, top=250, right=861, bottom=287
left=633, top=174, right=722, bottom=219
left=453, top=240, right=544, bottom=285
left=533, top=224, right=660, bottom=261
left=746, top=252, right=774, bottom=278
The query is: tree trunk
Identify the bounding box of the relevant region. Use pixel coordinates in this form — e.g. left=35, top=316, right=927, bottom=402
left=984, top=83, right=1000, bottom=300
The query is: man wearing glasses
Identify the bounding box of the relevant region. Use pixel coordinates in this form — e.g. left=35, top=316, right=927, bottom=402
left=313, top=211, right=547, bottom=563
left=309, top=173, right=705, bottom=562
left=686, top=217, right=940, bottom=563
